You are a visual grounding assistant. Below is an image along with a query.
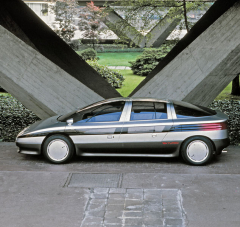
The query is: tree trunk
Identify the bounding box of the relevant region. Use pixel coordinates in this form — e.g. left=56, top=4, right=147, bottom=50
left=231, top=75, right=240, bottom=96
left=183, top=0, right=189, bottom=32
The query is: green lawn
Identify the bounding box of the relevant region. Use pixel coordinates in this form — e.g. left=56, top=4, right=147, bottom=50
left=116, top=70, right=145, bottom=97
left=215, top=81, right=240, bottom=101
left=116, top=70, right=240, bottom=100
left=97, top=52, right=141, bottom=66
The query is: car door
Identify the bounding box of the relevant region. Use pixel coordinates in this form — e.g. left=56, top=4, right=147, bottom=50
left=119, top=101, right=173, bottom=153
left=66, top=101, right=126, bottom=153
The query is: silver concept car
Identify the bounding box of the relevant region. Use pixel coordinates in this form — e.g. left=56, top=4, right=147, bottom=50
left=16, top=98, right=230, bottom=165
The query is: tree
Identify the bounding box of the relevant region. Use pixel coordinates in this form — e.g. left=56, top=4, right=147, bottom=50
left=231, top=75, right=240, bottom=96
left=78, top=1, right=107, bottom=50
left=45, top=0, right=79, bottom=44
left=104, top=0, right=212, bottom=45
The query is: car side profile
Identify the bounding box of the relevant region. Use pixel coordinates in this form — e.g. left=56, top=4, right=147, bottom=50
left=16, top=98, right=230, bottom=165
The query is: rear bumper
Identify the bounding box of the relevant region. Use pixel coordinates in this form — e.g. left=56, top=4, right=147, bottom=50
left=213, top=138, right=230, bottom=155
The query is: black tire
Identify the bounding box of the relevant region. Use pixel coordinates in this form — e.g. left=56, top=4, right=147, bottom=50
left=181, top=137, right=214, bottom=166
left=42, top=134, right=74, bottom=164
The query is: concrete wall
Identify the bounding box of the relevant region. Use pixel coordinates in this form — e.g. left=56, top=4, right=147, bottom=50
left=0, top=26, right=103, bottom=119
left=132, top=0, right=240, bottom=106
left=0, top=0, right=120, bottom=99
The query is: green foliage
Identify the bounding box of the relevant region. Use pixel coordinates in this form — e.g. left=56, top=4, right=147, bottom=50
left=87, top=61, right=125, bottom=88
left=78, top=48, right=98, bottom=60
left=116, top=70, right=145, bottom=97
left=0, top=95, right=40, bottom=142
left=129, top=45, right=172, bottom=76
left=208, top=100, right=240, bottom=145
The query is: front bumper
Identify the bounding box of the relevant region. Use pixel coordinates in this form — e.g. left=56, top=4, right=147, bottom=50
left=16, top=137, right=45, bottom=155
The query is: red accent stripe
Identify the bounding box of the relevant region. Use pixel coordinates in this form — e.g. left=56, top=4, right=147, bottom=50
left=201, top=122, right=227, bottom=131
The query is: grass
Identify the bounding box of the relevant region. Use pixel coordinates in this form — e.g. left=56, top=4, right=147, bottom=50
left=115, top=70, right=240, bottom=101
left=116, top=70, right=145, bottom=97
left=215, top=81, right=240, bottom=101
left=97, top=52, right=141, bottom=66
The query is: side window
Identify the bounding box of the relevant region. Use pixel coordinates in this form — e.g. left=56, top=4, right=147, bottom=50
left=130, top=101, right=167, bottom=121
left=174, top=104, right=213, bottom=118
left=155, top=102, right=168, bottom=119
left=73, top=101, right=125, bottom=123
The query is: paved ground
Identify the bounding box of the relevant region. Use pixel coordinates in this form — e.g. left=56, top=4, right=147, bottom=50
left=108, top=66, right=131, bottom=70
left=0, top=143, right=240, bottom=226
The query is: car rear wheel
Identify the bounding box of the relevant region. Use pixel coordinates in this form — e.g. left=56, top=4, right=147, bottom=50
left=181, top=137, right=214, bottom=166
left=43, top=135, right=74, bottom=164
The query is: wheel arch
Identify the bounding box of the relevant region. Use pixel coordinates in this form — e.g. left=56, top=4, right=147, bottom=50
left=41, top=133, right=76, bottom=154
left=179, top=135, right=216, bottom=157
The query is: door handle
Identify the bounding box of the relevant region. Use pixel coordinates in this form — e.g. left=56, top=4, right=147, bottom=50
left=152, top=133, right=157, bottom=138
left=107, top=135, right=114, bottom=139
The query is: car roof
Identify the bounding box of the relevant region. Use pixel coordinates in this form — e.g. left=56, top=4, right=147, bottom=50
left=78, top=97, right=170, bottom=112
left=102, top=97, right=170, bottom=103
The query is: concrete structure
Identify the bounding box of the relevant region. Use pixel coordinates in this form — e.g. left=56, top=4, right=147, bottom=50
left=0, top=0, right=120, bottom=100
left=105, top=9, right=182, bottom=48
left=0, top=25, right=103, bottom=119
left=132, top=0, right=240, bottom=106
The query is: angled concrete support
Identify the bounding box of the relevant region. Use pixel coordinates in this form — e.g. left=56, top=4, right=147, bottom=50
left=104, top=9, right=182, bottom=48
left=0, top=0, right=120, bottom=99
left=105, top=10, right=146, bottom=48
left=0, top=26, right=103, bottom=119
left=131, top=0, right=240, bottom=106
left=145, top=9, right=182, bottom=47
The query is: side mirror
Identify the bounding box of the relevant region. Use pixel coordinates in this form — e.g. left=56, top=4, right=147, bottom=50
left=67, top=118, right=73, bottom=126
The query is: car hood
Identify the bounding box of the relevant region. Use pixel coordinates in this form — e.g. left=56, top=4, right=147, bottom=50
left=19, top=115, right=66, bottom=137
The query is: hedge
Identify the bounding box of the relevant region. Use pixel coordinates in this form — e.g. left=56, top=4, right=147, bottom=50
left=87, top=60, right=125, bottom=88
left=0, top=96, right=240, bottom=145
left=129, top=45, right=173, bottom=76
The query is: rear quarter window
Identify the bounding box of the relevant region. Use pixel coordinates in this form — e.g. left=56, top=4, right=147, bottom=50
left=173, top=101, right=216, bottom=119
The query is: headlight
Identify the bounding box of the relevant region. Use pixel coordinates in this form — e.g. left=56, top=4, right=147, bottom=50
left=17, top=126, right=30, bottom=138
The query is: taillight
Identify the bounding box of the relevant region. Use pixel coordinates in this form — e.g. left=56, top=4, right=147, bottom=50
left=202, top=122, right=227, bottom=131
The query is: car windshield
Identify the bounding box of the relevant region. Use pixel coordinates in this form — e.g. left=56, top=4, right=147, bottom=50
left=57, top=100, right=107, bottom=122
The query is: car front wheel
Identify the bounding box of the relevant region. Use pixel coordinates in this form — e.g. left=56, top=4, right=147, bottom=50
left=43, top=135, right=74, bottom=164
left=181, top=137, right=214, bottom=166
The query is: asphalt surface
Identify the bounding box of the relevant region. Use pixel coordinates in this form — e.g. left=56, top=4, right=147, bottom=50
left=0, top=143, right=240, bottom=227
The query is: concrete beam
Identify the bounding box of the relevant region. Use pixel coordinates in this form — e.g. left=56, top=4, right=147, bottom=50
left=105, top=10, right=146, bottom=48
left=0, top=0, right=120, bottom=99
left=105, top=9, right=182, bottom=48
left=131, top=0, right=240, bottom=106
left=0, top=26, right=103, bottom=119
left=145, top=9, right=182, bottom=47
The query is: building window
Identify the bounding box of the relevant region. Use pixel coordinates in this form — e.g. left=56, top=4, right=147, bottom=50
left=41, top=3, right=48, bottom=16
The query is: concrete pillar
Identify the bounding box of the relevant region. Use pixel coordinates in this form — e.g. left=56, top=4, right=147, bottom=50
left=105, top=9, right=181, bottom=48
left=145, top=9, right=182, bottom=47
left=0, top=26, right=103, bottom=119
left=105, top=10, right=146, bottom=48
left=0, top=0, right=120, bottom=99
left=131, top=0, right=240, bottom=107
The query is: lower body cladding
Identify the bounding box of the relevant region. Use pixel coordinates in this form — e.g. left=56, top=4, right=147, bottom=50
left=15, top=130, right=229, bottom=157
left=69, top=130, right=229, bottom=157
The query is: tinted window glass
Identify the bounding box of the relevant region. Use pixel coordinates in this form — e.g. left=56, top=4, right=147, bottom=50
left=130, top=101, right=167, bottom=121
left=73, top=101, right=125, bottom=123
left=155, top=102, right=168, bottom=119
left=173, top=101, right=216, bottom=118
